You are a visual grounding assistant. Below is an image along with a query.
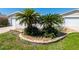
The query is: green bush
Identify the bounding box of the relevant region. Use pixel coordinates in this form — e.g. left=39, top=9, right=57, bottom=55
left=0, top=16, right=9, bottom=27
left=44, top=32, right=55, bottom=38
left=24, top=26, right=59, bottom=38
left=43, top=27, right=59, bottom=38
left=24, top=26, right=43, bottom=36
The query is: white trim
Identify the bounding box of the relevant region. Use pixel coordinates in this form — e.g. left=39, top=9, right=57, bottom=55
left=61, top=9, right=79, bottom=15
left=8, top=11, right=21, bottom=17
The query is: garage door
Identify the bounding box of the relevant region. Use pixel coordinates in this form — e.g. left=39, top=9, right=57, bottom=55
left=11, top=19, right=17, bottom=26
left=64, top=17, right=79, bottom=30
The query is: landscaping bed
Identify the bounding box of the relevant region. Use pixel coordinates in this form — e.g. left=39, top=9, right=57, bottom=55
left=19, top=33, right=66, bottom=44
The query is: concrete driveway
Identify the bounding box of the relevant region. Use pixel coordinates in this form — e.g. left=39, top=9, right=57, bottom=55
left=0, top=26, right=16, bottom=34
left=63, top=27, right=79, bottom=33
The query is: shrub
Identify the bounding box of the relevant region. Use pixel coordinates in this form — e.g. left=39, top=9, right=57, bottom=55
left=44, top=32, right=55, bottom=38
left=24, top=26, right=59, bottom=38
left=43, top=27, right=59, bottom=38
left=0, top=16, right=9, bottom=27
left=24, top=26, right=43, bottom=36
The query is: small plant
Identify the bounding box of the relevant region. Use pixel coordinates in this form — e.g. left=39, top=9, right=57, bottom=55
left=24, top=26, right=42, bottom=36
left=43, top=27, right=58, bottom=38
left=0, top=16, right=9, bottom=27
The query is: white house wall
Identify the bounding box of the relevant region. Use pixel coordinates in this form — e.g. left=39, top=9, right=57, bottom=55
left=62, top=10, right=79, bottom=31
left=8, top=17, right=12, bottom=26
left=8, top=14, right=25, bottom=29
left=64, top=17, right=79, bottom=27
left=63, top=17, right=79, bottom=31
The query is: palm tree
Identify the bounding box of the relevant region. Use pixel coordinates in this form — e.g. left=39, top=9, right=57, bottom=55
left=16, top=8, right=40, bottom=28
left=40, top=14, right=64, bottom=37
left=40, top=14, right=64, bottom=29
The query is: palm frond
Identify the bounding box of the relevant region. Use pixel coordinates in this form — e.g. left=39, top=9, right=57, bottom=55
left=16, top=8, right=40, bottom=27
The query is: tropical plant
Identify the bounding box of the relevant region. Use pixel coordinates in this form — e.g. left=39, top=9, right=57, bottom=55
left=40, top=14, right=64, bottom=37
left=16, top=8, right=40, bottom=27
left=40, top=14, right=64, bottom=28
left=16, top=9, right=41, bottom=36
left=16, top=9, right=64, bottom=38
left=24, top=26, right=43, bottom=36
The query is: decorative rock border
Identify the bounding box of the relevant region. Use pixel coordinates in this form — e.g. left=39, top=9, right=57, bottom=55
left=19, top=33, right=67, bottom=44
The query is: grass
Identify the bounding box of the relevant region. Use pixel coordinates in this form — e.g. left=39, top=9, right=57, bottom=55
left=0, top=32, right=79, bottom=50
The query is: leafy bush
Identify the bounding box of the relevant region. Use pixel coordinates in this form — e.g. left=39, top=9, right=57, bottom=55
left=43, top=27, right=59, bottom=38
left=24, top=26, right=43, bottom=36
left=0, top=16, right=9, bottom=27
left=24, top=26, right=59, bottom=38
left=44, top=32, right=55, bottom=38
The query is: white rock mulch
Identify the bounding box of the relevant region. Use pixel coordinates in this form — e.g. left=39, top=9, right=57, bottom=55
left=19, top=33, right=67, bottom=44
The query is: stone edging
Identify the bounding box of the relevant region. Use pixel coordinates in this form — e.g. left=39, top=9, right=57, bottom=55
left=19, top=33, right=67, bottom=44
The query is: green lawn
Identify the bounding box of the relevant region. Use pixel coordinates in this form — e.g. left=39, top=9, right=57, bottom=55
left=0, top=32, right=79, bottom=50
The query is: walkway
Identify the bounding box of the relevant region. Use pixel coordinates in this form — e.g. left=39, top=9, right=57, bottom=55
left=0, top=26, right=16, bottom=34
